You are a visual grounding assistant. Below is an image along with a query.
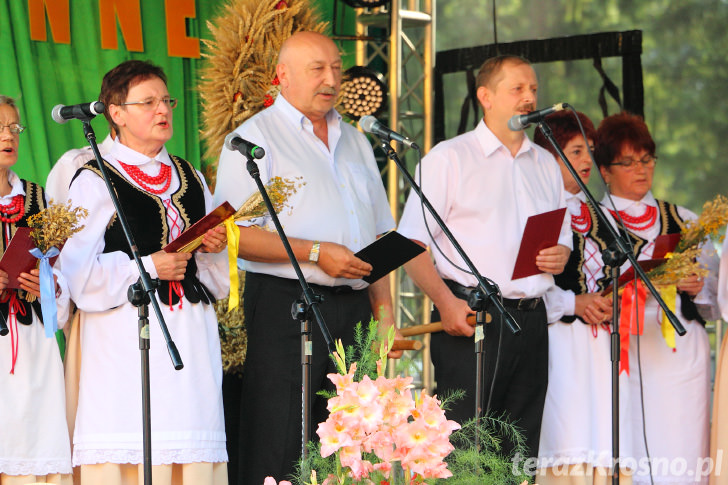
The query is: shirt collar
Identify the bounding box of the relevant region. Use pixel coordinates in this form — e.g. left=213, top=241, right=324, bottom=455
left=274, top=94, right=342, bottom=130
left=275, top=94, right=342, bottom=154
left=2, top=170, right=25, bottom=199
left=601, top=191, right=656, bottom=212
left=567, top=190, right=587, bottom=204
left=475, top=118, right=535, bottom=158
left=110, top=138, right=171, bottom=167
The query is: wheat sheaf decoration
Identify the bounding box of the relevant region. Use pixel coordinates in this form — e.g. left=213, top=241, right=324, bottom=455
left=200, top=0, right=325, bottom=375
left=199, top=0, right=326, bottom=189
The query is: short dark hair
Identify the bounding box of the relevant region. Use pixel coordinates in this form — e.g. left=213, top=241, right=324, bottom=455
left=594, top=112, right=655, bottom=168
left=533, top=110, right=596, bottom=156
left=99, top=60, right=167, bottom=132
left=475, top=55, right=531, bottom=90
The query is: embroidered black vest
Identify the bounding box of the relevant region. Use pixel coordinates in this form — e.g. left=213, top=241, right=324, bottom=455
left=78, top=156, right=214, bottom=306
left=555, top=200, right=613, bottom=323
left=0, top=180, right=47, bottom=325
left=601, top=199, right=703, bottom=324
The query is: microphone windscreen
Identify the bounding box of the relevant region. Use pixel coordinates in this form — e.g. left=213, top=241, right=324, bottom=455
left=51, top=104, right=67, bottom=124
left=91, top=101, right=105, bottom=115
left=507, top=116, right=525, bottom=132
left=358, top=115, right=377, bottom=133
left=224, top=132, right=237, bottom=151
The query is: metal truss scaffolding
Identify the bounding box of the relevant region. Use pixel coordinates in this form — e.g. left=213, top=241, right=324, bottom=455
left=353, top=0, right=435, bottom=389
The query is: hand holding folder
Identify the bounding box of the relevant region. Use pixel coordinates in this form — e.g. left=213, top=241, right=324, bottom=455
left=354, top=231, right=425, bottom=283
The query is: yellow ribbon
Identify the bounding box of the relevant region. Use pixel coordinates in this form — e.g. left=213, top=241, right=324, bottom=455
left=658, top=284, right=677, bottom=350
left=223, top=217, right=240, bottom=312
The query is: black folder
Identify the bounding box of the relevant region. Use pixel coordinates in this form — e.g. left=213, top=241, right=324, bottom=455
left=355, top=230, right=425, bottom=283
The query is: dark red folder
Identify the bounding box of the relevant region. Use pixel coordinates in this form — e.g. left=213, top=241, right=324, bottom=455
left=164, top=202, right=236, bottom=253
left=511, top=207, right=568, bottom=280
left=0, top=227, right=59, bottom=289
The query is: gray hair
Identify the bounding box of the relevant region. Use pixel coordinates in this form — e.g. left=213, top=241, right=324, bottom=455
left=0, top=95, right=21, bottom=122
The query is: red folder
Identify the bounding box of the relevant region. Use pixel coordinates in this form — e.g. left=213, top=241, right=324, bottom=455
left=511, top=207, right=568, bottom=280
left=0, top=227, right=59, bottom=289
left=601, top=233, right=682, bottom=295
left=164, top=202, right=236, bottom=253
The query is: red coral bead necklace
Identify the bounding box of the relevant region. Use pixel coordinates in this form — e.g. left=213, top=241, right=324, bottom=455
left=0, top=194, right=25, bottom=224
left=120, top=161, right=172, bottom=195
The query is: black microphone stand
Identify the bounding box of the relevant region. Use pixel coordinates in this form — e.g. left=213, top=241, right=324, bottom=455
left=81, top=119, right=183, bottom=485
left=374, top=139, right=521, bottom=437
left=241, top=154, right=335, bottom=459
left=536, top=117, right=686, bottom=485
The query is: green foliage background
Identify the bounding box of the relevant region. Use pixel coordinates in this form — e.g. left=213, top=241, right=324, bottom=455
left=2, top=0, right=725, bottom=213
left=437, top=0, right=728, bottom=213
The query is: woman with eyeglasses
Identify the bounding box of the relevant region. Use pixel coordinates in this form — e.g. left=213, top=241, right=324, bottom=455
left=595, top=112, right=716, bottom=484
left=0, top=95, right=73, bottom=484
left=59, top=60, right=229, bottom=485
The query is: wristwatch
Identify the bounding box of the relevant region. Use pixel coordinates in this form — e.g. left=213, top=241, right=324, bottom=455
left=308, top=241, right=320, bottom=264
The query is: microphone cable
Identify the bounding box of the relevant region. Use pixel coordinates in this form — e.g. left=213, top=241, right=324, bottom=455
left=413, top=141, right=507, bottom=417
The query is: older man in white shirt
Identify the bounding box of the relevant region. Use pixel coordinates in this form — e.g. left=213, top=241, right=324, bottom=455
left=213, top=31, right=399, bottom=485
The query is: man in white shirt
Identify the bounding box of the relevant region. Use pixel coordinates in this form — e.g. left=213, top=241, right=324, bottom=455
left=213, top=31, right=399, bottom=485
left=397, top=55, right=571, bottom=461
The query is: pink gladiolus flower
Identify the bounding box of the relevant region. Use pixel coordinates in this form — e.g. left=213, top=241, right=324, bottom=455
left=319, top=356, right=459, bottom=482
left=317, top=418, right=355, bottom=457
left=263, top=478, right=292, bottom=485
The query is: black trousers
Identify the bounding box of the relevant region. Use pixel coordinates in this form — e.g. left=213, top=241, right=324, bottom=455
left=232, top=272, right=373, bottom=485
left=431, top=298, right=548, bottom=460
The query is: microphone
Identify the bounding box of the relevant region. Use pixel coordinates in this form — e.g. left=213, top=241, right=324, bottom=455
left=358, top=115, right=419, bottom=150
left=507, top=103, right=567, bottom=131
left=51, top=101, right=105, bottom=124
left=224, top=132, right=265, bottom=159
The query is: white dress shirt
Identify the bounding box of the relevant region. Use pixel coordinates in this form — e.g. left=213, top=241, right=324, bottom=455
left=213, top=94, right=395, bottom=289
left=397, top=119, right=571, bottom=299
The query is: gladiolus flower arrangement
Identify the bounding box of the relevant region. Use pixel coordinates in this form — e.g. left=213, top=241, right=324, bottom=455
left=289, top=320, right=533, bottom=485
left=313, top=336, right=461, bottom=484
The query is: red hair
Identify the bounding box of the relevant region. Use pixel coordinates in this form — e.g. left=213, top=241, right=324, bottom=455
left=594, top=112, right=655, bottom=168
left=533, top=110, right=595, bottom=156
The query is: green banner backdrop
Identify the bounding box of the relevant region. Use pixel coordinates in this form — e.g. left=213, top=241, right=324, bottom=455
left=0, top=0, right=346, bottom=185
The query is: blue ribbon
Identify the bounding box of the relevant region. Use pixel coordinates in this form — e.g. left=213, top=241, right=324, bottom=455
left=29, top=247, right=60, bottom=338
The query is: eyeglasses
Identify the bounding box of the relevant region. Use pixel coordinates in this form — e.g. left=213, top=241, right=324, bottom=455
left=121, top=97, right=178, bottom=111
left=610, top=154, right=657, bottom=170
left=0, top=123, right=26, bottom=135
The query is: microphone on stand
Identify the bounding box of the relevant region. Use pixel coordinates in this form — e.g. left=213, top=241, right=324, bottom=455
left=507, top=103, right=567, bottom=131
left=224, top=132, right=265, bottom=160
left=51, top=101, right=105, bottom=124
left=358, top=115, right=419, bottom=150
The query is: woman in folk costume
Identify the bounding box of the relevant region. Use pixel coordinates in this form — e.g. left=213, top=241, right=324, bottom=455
left=595, top=112, right=717, bottom=484
left=534, top=110, right=633, bottom=484
left=0, top=95, right=72, bottom=484
left=710, top=229, right=728, bottom=484
left=59, top=60, right=230, bottom=485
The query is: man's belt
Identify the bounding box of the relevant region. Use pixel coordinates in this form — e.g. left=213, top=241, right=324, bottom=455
left=443, top=279, right=543, bottom=312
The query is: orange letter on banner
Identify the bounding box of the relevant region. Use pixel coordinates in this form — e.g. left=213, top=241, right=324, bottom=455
left=98, top=0, right=143, bottom=51
left=28, top=0, right=70, bottom=43
left=165, top=0, right=200, bottom=58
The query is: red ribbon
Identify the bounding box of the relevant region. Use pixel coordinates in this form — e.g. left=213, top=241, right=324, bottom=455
left=619, top=280, right=647, bottom=375
left=168, top=281, right=184, bottom=311
left=2, top=291, right=27, bottom=374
